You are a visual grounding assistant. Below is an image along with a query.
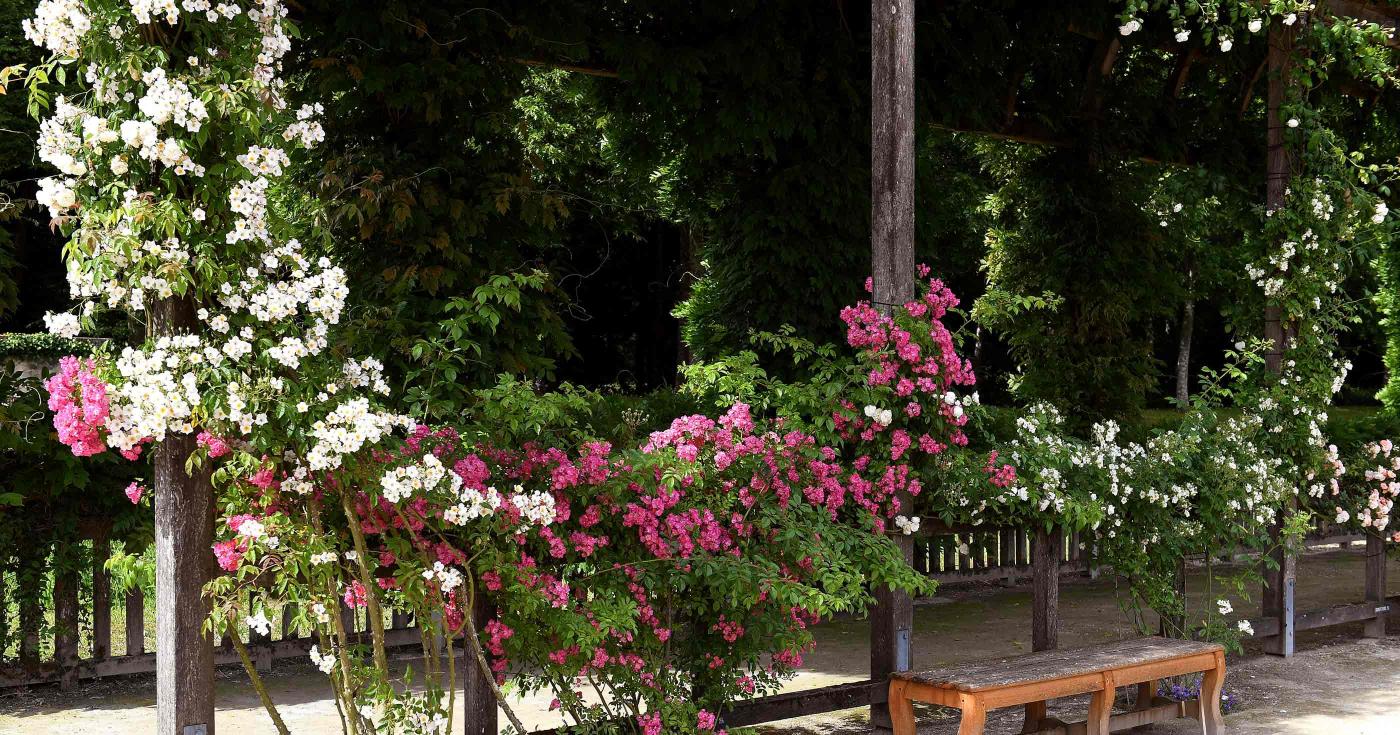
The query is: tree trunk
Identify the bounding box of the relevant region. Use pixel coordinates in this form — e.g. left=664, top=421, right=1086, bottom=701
left=151, top=296, right=217, bottom=734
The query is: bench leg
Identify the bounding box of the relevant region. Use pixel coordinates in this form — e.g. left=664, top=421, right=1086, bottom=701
left=957, top=694, right=986, bottom=735
left=1087, top=674, right=1115, bottom=735
left=888, top=681, right=918, bottom=735
left=1199, top=652, right=1226, bottom=735
left=1135, top=680, right=1155, bottom=710
left=1021, top=701, right=1046, bottom=733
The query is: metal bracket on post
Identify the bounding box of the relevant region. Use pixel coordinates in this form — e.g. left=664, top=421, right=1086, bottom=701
left=182, top=725, right=208, bottom=735
left=895, top=628, right=911, bottom=672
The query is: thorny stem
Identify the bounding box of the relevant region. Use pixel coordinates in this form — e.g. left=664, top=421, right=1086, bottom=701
left=339, top=488, right=390, bottom=673
left=226, top=612, right=291, bottom=735
left=327, top=576, right=365, bottom=735
left=309, top=497, right=363, bottom=735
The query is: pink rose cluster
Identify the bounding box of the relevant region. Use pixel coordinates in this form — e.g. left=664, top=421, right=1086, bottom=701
left=44, top=356, right=110, bottom=457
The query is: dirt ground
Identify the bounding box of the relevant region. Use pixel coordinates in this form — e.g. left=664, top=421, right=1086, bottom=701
left=2, top=546, right=1398, bottom=735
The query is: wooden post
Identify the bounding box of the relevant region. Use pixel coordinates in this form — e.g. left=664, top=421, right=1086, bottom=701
left=1364, top=532, right=1388, bottom=638
left=152, top=296, right=217, bottom=735
left=93, top=524, right=113, bottom=661
left=464, top=590, right=498, bottom=735
left=1032, top=528, right=1059, bottom=652
left=1261, top=19, right=1297, bottom=659
left=53, top=559, right=80, bottom=690
left=1160, top=557, right=1187, bottom=638
left=126, top=589, right=147, bottom=656
left=869, top=0, right=916, bottom=728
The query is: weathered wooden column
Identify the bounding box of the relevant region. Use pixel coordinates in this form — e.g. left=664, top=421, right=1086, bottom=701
left=1024, top=528, right=1060, bottom=731
left=92, top=522, right=114, bottom=662
left=1260, top=19, right=1297, bottom=659
left=869, top=0, right=916, bottom=728
left=1364, top=532, right=1389, bottom=638
left=53, top=546, right=80, bottom=690
left=1030, top=529, right=1059, bottom=652
left=464, top=590, right=499, bottom=735
left=151, top=296, right=217, bottom=735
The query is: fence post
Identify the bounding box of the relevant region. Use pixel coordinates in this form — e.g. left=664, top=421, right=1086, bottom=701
left=126, top=589, right=146, bottom=656
left=870, top=535, right=914, bottom=730
left=53, top=557, right=80, bottom=690
left=1259, top=12, right=1298, bottom=662
left=93, top=523, right=113, bottom=661
left=1160, top=556, right=1186, bottom=638
left=1365, top=532, right=1388, bottom=638
left=1032, top=527, right=1059, bottom=652
left=463, top=589, right=498, bottom=735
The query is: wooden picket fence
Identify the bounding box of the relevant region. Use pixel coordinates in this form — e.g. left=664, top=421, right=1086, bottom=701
left=2, top=518, right=1395, bottom=735
left=0, top=520, right=431, bottom=690
left=915, top=527, right=1094, bottom=584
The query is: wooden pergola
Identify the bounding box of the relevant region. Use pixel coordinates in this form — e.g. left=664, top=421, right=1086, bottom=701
left=130, top=2, right=1400, bottom=734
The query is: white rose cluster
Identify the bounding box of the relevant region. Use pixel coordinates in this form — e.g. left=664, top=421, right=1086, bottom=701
left=991, top=404, right=1289, bottom=536
left=421, top=561, right=464, bottom=594
left=104, top=336, right=204, bottom=450
left=307, top=398, right=411, bottom=471
left=130, top=0, right=180, bottom=25
left=23, top=0, right=88, bottom=56
left=863, top=404, right=894, bottom=427
left=284, top=104, right=327, bottom=148
left=237, top=145, right=291, bottom=177
left=43, top=311, right=81, bottom=338
left=137, top=68, right=208, bottom=132
left=381, top=453, right=458, bottom=504
left=36, top=176, right=77, bottom=218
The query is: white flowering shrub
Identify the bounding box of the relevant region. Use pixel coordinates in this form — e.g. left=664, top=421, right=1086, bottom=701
left=12, top=1, right=452, bottom=730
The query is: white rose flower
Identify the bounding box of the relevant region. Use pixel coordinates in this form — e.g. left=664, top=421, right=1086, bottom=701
left=43, top=311, right=81, bottom=338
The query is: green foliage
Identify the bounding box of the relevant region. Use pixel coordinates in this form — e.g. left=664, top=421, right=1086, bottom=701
left=0, top=332, right=95, bottom=360
left=976, top=147, right=1191, bottom=419
left=402, top=271, right=572, bottom=422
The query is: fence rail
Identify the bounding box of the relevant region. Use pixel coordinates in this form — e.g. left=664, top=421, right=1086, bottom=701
left=0, top=520, right=434, bottom=690
left=2, top=520, right=1392, bottom=735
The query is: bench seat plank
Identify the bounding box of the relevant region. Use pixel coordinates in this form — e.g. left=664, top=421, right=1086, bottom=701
left=892, top=636, right=1222, bottom=692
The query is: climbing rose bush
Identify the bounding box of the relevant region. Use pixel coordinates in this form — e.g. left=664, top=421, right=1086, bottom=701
left=318, top=405, right=932, bottom=730
left=1332, top=439, right=1400, bottom=543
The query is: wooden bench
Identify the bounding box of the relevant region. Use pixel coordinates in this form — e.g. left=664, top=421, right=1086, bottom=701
left=888, top=636, right=1225, bottom=735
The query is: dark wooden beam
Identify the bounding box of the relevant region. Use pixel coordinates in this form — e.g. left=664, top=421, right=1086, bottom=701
left=870, top=0, right=916, bottom=729
left=927, top=119, right=1196, bottom=167
left=724, top=680, right=882, bottom=727
left=511, top=57, right=621, bottom=78
left=150, top=296, right=217, bottom=735
left=1032, top=528, right=1060, bottom=652
left=1261, top=18, right=1297, bottom=660
left=1364, top=532, right=1389, bottom=638
left=1328, top=0, right=1400, bottom=27
left=1080, top=34, right=1123, bottom=120
left=463, top=589, right=498, bottom=735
